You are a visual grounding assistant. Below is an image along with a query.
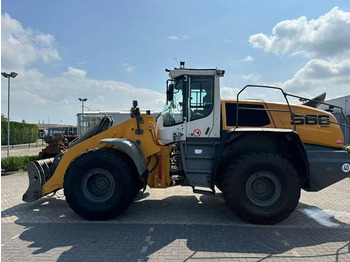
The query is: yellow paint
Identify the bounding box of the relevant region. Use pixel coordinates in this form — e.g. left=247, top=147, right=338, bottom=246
left=42, top=115, right=170, bottom=196
left=221, top=100, right=344, bottom=148
left=41, top=100, right=344, bottom=197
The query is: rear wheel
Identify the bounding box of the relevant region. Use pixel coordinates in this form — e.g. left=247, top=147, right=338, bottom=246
left=222, top=151, right=301, bottom=224
left=64, top=148, right=138, bottom=220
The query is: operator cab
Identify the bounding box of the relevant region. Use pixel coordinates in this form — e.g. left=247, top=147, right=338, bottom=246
left=156, top=62, right=225, bottom=143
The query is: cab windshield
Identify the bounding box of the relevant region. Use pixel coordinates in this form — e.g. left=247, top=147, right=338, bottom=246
left=161, top=77, right=185, bottom=126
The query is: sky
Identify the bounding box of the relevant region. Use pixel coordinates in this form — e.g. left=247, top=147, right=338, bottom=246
left=1, top=0, right=350, bottom=125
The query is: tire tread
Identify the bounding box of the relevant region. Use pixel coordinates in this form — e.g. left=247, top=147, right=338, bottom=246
left=221, top=151, right=301, bottom=225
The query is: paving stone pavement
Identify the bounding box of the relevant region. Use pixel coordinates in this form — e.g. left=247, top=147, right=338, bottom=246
left=1, top=143, right=46, bottom=159
left=1, top=172, right=350, bottom=261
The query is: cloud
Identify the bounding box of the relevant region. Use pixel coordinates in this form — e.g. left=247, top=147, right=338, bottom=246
left=248, top=7, right=350, bottom=100
left=281, top=59, right=350, bottom=97
left=220, top=86, right=241, bottom=99
left=220, top=85, right=283, bottom=102
left=168, top=36, right=178, bottom=40
left=1, top=14, right=164, bottom=124
left=168, top=34, right=190, bottom=41
left=11, top=90, right=48, bottom=106
left=1, top=66, right=165, bottom=124
left=1, top=13, right=60, bottom=70
left=62, top=67, right=88, bottom=79
left=122, top=63, right=135, bottom=73
left=249, top=7, right=350, bottom=58
left=242, top=73, right=261, bottom=82
left=242, top=56, right=254, bottom=62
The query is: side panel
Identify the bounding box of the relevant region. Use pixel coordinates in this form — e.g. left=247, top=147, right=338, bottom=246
left=180, top=138, right=220, bottom=188
left=221, top=100, right=344, bottom=148
left=267, top=103, right=344, bottom=148
left=304, top=144, right=350, bottom=191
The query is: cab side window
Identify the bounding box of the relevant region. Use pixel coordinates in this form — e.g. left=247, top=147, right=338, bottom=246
left=225, top=103, right=270, bottom=127
left=189, top=76, right=214, bottom=121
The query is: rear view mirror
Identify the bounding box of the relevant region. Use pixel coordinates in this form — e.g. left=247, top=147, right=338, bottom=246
left=167, top=83, right=174, bottom=102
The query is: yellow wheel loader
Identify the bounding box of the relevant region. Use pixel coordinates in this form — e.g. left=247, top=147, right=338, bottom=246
left=23, top=62, right=350, bottom=224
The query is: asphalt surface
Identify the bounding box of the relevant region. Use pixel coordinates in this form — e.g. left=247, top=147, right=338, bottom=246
left=1, top=170, right=350, bottom=262
left=1, top=141, right=46, bottom=158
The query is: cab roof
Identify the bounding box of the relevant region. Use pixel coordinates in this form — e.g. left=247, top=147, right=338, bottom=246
left=166, top=64, right=225, bottom=79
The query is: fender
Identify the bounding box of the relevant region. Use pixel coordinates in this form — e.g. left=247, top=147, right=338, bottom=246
left=217, top=128, right=310, bottom=188
left=100, top=138, right=149, bottom=177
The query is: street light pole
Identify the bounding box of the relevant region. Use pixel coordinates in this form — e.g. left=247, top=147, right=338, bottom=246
left=1, top=72, right=18, bottom=158
left=78, top=98, right=88, bottom=134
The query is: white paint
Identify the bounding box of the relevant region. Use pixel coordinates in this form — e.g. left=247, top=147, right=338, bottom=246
left=195, top=149, right=202, bottom=154
left=342, top=163, right=350, bottom=173
left=10, top=234, right=20, bottom=240
left=324, top=209, right=350, bottom=218
left=301, top=207, right=340, bottom=227
left=281, top=240, right=290, bottom=246
left=273, top=231, right=281, bottom=236
left=145, top=236, right=151, bottom=242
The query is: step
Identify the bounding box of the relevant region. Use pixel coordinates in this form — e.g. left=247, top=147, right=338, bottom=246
left=186, top=169, right=212, bottom=174
left=184, top=155, right=215, bottom=160
left=192, top=187, right=215, bottom=196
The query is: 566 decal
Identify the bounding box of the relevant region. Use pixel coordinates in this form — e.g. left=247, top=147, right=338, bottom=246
left=291, top=114, right=330, bottom=126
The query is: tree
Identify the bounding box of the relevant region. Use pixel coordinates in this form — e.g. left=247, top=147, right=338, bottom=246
left=1, top=114, right=8, bottom=121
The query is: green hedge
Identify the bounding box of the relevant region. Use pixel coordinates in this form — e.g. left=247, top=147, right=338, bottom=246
left=1, top=155, right=39, bottom=172
left=346, top=146, right=350, bottom=153
left=1, top=121, right=38, bottom=145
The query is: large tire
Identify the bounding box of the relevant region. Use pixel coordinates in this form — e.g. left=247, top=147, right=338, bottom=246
left=64, top=148, right=138, bottom=220
left=221, top=151, right=301, bottom=224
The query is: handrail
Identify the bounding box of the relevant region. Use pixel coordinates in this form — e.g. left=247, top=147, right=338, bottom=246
left=235, top=85, right=350, bottom=137
left=236, top=85, right=295, bottom=130
left=285, top=93, right=349, bottom=126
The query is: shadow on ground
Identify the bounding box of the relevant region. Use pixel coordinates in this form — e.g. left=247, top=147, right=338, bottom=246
left=2, top=193, right=350, bottom=261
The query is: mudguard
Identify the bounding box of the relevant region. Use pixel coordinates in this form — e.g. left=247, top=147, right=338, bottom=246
left=100, top=138, right=149, bottom=177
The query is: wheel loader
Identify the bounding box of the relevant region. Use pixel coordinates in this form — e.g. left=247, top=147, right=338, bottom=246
left=23, top=62, right=350, bottom=224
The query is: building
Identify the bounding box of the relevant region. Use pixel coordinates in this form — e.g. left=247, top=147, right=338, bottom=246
left=38, top=124, right=77, bottom=138
left=77, top=110, right=161, bottom=134
left=320, top=95, right=350, bottom=144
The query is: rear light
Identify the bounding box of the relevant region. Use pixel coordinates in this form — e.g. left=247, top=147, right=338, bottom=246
left=336, top=138, right=344, bottom=144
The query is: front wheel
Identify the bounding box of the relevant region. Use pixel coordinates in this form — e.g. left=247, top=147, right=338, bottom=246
left=64, top=148, right=138, bottom=220
left=221, top=152, right=301, bottom=224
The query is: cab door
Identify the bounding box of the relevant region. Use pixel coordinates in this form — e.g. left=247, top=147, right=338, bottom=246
left=186, top=75, right=217, bottom=138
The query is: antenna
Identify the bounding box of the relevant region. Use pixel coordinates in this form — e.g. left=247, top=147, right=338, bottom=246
left=174, top=57, right=180, bottom=67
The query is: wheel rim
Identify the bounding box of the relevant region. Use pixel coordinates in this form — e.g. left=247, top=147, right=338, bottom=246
left=245, top=171, right=281, bottom=207
left=81, top=168, right=115, bottom=203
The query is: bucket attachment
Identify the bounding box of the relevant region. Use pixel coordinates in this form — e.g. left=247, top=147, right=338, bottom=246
left=22, top=158, right=54, bottom=202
